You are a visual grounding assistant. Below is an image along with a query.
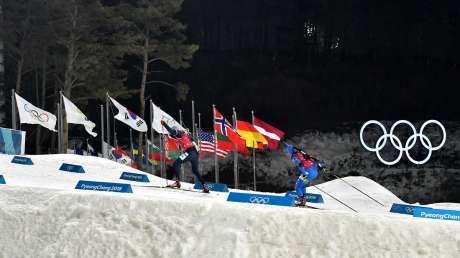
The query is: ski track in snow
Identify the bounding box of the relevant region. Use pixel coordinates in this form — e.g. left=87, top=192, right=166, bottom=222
left=0, top=154, right=459, bottom=258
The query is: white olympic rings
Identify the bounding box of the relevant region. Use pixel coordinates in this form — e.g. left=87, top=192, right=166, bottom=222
left=249, top=196, right=270, bottom=204
left=360, top=120, right=446, bottom=165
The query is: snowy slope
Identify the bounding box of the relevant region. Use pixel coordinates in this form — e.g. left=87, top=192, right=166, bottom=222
left=0, top=154, right=459, bottom=258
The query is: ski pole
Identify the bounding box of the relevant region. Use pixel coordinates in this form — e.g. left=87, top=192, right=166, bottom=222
left=312, top=185, right=358, bottom=213
left=332, top=175, right=385, bottom=207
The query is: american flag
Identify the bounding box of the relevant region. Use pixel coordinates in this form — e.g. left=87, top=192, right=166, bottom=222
left=198, top=130, right=229, bottom=159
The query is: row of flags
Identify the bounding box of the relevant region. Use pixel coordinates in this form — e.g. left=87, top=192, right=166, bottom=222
left=13, top=91, right=285, bottom=162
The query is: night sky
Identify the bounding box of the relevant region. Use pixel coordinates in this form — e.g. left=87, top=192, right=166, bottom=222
left=4, top=0, right=460, bottom=143
left=160, top=0, right=460, bottom=135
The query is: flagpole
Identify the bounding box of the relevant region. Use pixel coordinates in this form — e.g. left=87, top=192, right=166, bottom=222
left=159, top=105, right=165, bottom=179
left=251, top=110, right=256, bottom=191
left=149, top=100, right=154, bottom=174
left=59, top=91, right=66, bottom=154
left=179, top=108, right=185, bottom=180
left=197, top=112, right=202, bottom=174
left=212, top=104, right=219, bottom=182
left=192, top=100, right=196, bottom=141
left=113, top=114, right=117, bottom=148
left=145, top=133, right=149, bottom=170
left=11, top=89, right=16, bottom=130
left=232, top=107, right=239, bottom=189
left=129, top=128, right=133, bottom=157
left=105, top=93, right=110, bottom=154
left=198, top=112, right=201, bottom=132
left=100, top=104, right=104, bottom=157
left=57, top=102, right=60, bottom=153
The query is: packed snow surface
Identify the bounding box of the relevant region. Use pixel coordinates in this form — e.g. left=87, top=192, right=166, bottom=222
left=0, top=154, right=459, bottom=258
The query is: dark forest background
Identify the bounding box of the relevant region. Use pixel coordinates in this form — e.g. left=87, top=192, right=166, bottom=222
left=175, top=0, right=460, bottom=135
left=1, top=0, right=460, bottom=154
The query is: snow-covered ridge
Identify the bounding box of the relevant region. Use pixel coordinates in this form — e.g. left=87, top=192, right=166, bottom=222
left=0, top=154, right=459, bottom=258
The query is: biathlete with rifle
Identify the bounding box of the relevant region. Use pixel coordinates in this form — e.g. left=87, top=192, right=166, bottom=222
left=285, top=143, right=328, bottom=206
left=161, top=120, right=210, bottom=193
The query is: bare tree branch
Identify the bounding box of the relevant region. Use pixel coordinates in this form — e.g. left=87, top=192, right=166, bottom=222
left=145, top=80, right=176, bottom=89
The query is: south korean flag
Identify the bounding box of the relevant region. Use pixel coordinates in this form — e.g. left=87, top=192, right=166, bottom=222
left=109, top=96, right=147, bottom=132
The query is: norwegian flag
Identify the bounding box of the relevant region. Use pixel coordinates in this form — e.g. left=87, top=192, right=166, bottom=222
left=213, top=108, right=248, bottom=154
left=198, top=130, right=229, bottom=159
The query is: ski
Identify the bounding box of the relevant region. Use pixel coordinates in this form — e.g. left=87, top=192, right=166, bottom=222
left=133, top=185, right=210, bottom=194
left=296, top=204, right=322, bottom=210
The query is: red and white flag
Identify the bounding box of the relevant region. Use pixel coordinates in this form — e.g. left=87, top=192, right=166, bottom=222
left=253, top=116, right=285, bottom=150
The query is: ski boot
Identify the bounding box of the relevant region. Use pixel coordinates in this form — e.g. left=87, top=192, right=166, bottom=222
left=202, top=184, right=210, bottom=193
left=297, top=196, right=307, bottom=206
left=167, top=180, right=181, bottom=188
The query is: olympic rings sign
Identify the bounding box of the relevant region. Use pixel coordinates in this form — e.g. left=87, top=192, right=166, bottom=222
left=360, top=120, right=446, bottom=165
left=405, top=207, right=414, bottom=214
left=24, top=104, right=49, bottom=122
left=249, top=196, right=270, bottom=204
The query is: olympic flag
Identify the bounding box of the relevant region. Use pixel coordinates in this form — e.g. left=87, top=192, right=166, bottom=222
left=151, top=102, right=185, bottom=134
left=109, top=96, right=147, bottom=132
left=62, top=95, right=97, bottom=137
left=15, top=93, right=57, bottom=132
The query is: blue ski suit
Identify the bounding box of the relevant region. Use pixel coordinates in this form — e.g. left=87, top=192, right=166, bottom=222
left=286, top=145, right=320, bottom=198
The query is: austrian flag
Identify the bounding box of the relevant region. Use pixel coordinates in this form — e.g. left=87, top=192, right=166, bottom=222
left=253, top=116, right=285, bottom=150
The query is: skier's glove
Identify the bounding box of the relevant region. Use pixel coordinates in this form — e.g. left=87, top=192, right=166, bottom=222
left=160, top=120, right=167, bottom=126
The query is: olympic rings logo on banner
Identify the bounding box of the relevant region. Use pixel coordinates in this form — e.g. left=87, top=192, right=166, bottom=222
left=249, top=196, right=270, bottom=204
left=360, top=120, right=446, bottom=165
left=23, top=104, right=49, bottom=122
left=405, top=207, right=414, bottom=214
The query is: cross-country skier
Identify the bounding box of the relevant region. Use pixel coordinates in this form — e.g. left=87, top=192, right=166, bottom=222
left=161, top=120, right=210, bottom=193
left=285, top=144, right=327, bottom=206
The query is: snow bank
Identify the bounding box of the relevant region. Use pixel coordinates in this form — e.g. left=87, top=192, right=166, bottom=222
left=0, top=153, right=459, bottom=258
left=0, top=186, right=459, bottom=258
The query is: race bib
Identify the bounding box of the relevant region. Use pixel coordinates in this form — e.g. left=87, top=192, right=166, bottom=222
left=179, top=152, right=189, bottom=161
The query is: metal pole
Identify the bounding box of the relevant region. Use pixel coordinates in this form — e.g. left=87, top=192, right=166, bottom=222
left=86, top=138, right=89, bottom=155
left=113, top=117, right=117, bottom=148
left=11, top=89, right=16, bottom=129
left=100, top=105, right=104, bottom=157
left=191, top=100, right=196, bottom=141
left=251, top=110, right=256, bottom=191
left=105, top=93, right=110, bottom=151
left=197, top=113, right=202, bottom=174
left=212, top=104, right=219, bottom=182
left=333, top=175, right=385, bottom=206
left=159, top=105, right=165, bottom=179
left=129, top=128, right=133, bottom=157
left=145, top=133, right=149, bottom=170
left=57, top=102, right=61, bottom=153
left=59, top=91, right=66, bottom=154
left=114, top=132, right=118, bottom=148
left=150, top=100, right=155, bottom=173
left=179, top=109, right=185, bottom=180
left=232, top=107, right=238, bottom=189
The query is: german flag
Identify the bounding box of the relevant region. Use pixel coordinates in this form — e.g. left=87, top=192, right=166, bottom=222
left=236, top=120, right=268, bottom=148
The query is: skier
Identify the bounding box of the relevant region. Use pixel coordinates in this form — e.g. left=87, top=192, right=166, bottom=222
left=286, top=144, right=327, bottom=206
left=160, top=120, right=210, bottom=193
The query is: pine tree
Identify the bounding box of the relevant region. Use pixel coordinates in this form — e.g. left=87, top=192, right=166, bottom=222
left=113, top=0, right=198, bottom=164
left=47, top=0, right=128, bottom=151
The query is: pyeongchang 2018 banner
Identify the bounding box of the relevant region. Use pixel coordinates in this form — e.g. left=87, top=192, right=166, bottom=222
left=0, top=127, right=26, bottom=155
